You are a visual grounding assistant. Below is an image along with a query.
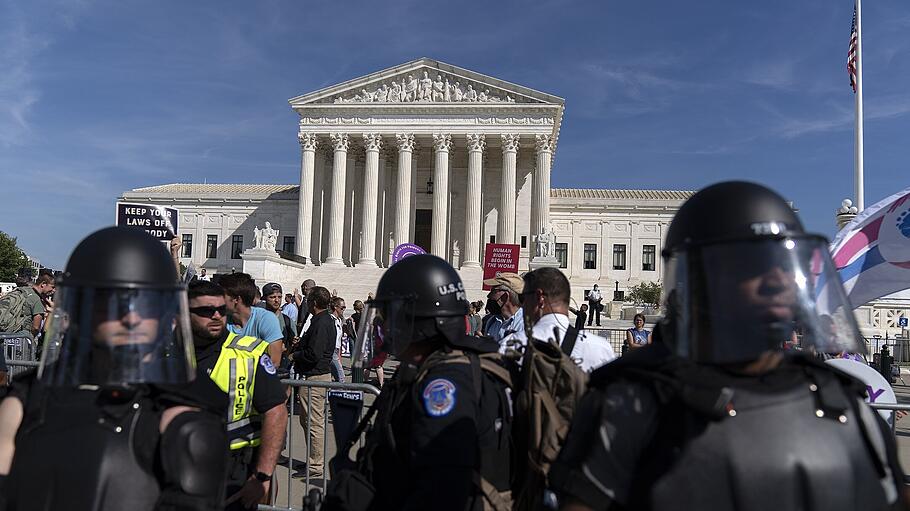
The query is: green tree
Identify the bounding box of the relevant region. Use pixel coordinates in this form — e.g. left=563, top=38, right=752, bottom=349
left=627, top=281, right=662, bottom=309
left=0, top=231, right=29, bottom=282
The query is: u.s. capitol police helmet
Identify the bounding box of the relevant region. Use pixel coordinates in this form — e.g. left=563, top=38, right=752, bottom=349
left=360, top=254, right=470, bottom=356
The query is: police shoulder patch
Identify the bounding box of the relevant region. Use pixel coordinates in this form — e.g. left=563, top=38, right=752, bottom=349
left=260, top=354, right=277, bottom=375
left=422, top=378, right=457, bottom=417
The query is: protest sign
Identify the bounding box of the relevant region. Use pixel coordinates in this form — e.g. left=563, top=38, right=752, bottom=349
left=116, top=202, right=178, bottom=241
left=482, top=243, right=520, bottom=290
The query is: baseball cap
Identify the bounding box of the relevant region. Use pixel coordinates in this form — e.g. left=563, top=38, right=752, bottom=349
left=483, top=272, right=524, bottom=295
left=262, top=282, right=282, bottom=296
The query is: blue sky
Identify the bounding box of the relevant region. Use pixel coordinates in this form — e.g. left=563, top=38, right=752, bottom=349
left=1, top=0, right=908, bottom=269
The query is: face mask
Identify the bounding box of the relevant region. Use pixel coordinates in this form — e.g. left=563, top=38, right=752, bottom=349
left=485, top=298, right=502, bottom=316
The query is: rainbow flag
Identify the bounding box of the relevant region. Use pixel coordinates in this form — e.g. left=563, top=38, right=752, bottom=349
left=830, top=187, right=910, bottom=308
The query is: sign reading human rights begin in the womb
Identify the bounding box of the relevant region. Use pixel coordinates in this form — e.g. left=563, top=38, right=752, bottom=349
left=482, top=243, right=520, bottom=290
left=116, top=202, right=179, bottom=241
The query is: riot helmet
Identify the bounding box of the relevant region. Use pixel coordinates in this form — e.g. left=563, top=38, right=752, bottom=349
left=39, top=226, right=195, bottom=386
left=355, top=254, right=469, bottom=359
left=661, top=181, right=863, bottom=364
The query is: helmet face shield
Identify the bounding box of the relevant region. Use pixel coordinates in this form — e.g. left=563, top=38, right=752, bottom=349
left=662, top=236, right=864, bottom=364
left=353, top=297, right=415, bottom=359
left=40, top=285, right=195, bottom=386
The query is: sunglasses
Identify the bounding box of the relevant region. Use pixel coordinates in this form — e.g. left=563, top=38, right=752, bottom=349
left=189, top=305, right=227, bottom=318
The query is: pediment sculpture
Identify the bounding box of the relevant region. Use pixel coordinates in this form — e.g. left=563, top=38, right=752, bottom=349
left=333, top=69, right=518, bottom=104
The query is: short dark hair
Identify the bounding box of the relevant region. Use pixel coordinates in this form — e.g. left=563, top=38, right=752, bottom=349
left=523, top=267, right=570, bottom=306
left=331, top=296, right=345, bottom=308
left=34, top=273, right=54, bottom=286
left=188, top=280, right=225, bottom=300
left=308, top=286, right=331, bottom=310
left=219, top=272, right=255, bottom=306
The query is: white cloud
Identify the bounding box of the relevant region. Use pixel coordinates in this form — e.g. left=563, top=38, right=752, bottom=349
left=0, top=14, right=48, bottom=146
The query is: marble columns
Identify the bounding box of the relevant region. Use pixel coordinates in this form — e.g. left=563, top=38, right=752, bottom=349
left=498, top=134, right=520, bottom=245
left=531, top=134, right=553, bottom=247
left=431, top=134, right=452, bottom=257
left=394, top=134, right=415, bottom=248
left=296, top=132, right=318, bottom=262
left=326, top=133, right=349, bottom=265
left=463, top=134, right=485, bottom=267
left=359, top=133, right=382, bottom=266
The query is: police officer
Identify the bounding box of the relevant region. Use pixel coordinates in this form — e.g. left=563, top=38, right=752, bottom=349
left=185, top=280, right=288, bottom=511
left=549, top=182, right=907, bottom=511
left=0, top=226, right=227, bottom=511
left=326, top=254, right=513, bottom=511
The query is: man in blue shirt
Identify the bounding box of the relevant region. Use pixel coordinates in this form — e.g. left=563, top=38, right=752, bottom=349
left=220, top=272, right=284, bottom=365
left=482, top=272, right=524, bottom=346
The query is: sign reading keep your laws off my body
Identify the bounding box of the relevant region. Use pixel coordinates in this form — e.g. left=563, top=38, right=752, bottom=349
left=116, top=202, right=179, bottom=241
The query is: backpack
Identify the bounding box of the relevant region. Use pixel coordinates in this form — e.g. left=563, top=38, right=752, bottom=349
left=0, top=288, right=33, bottom=334
left=511, top=326, right=588, bottom=511
left=329, top=348, right=514, bottom=511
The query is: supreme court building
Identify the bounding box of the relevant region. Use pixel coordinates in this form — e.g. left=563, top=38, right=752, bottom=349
left=120, top=58, right=693, bottom=305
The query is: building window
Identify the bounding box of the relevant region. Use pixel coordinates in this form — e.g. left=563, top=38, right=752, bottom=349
left=231, top=235, right=243, bottom=259
left=613, top=244, right=626, bottom=270
left=283, top=236, right=295, bottom=254
left=181, top=234, right=193, bottom=258
left=583, top=244, right=597, bottom=269
left=206, top=235, right=218, bottom=259
left=555, top=243, right=568, bottom=269
left=642, top=245, right=656, bottom=271
left=520, top=235, right=527, bottom=248
left=489, top=235, right=496, bottom=244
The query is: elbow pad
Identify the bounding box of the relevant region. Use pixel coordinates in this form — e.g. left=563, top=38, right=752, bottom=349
left=159, top=410, right=228, bottom=507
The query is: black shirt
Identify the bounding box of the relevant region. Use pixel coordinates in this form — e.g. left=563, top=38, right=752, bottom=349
left=190, top=331, right=287, bottom=416
left=293, top=310, right=336, bottom=377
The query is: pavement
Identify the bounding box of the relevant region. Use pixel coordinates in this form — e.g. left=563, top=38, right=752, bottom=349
left=270, top=362, right=389, bottom=510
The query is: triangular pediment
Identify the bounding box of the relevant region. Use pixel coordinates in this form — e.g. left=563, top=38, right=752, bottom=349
left=289, top=57, right=564, bottom=107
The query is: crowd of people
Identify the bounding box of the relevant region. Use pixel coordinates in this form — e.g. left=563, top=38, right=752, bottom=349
left=0, top=181, right=906, bottom=511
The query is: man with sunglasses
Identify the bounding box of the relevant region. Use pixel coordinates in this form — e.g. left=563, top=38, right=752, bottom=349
left=0, top=226, right=227, bottom=511
left=549, top=182, right=906, bottom=511
left=186, top=280, right=288, bottom=511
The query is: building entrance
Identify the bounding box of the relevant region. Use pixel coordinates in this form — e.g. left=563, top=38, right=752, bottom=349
left=414, top=209, right=432, bottom=252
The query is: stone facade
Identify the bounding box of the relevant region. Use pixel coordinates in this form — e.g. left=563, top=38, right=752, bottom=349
left=119, top=183, right=686, bottom=307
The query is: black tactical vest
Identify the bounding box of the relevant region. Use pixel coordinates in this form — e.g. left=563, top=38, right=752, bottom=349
left=7, top=383, right=162, bottom=511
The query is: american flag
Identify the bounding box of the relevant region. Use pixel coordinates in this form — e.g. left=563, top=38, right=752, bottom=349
left=848, top=5, right=858, bottom=93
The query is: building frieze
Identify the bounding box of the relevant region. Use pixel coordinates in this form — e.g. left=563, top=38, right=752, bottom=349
left=298, top=116, right=555, bottom=127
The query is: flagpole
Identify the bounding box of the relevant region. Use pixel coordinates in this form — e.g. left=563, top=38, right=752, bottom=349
left=855, top=0, right=865, bottom=211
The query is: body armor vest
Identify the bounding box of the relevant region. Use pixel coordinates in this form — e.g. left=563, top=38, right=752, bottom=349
left=8, top=384, right=161, bottom=511
left=630, top=364, right=897, bottom=511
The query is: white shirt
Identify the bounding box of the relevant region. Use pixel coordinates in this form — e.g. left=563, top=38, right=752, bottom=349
left=588, top=289, right=602, bottom=302
left=502, top=312, right=616, bottom=372
left=333, top=315, right=343, bottom=350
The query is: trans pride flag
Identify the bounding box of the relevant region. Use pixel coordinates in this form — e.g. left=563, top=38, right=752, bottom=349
left=830, top=187, right=910, bottom=308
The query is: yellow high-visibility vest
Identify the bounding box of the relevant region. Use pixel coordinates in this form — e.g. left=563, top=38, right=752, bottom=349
left=209, top=332, right=271, bottom=450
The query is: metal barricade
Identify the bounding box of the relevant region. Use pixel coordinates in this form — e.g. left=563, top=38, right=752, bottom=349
left=264, top=379, right=381, bottom=511
left=585, top=327, right=629, bottom=355
left=869, top=402, right=910, bottom=439
left=1, top=333, right=39, bottom=378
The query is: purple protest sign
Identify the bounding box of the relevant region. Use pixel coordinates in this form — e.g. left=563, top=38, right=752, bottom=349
left=392, top=243, right=426, bottom=264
